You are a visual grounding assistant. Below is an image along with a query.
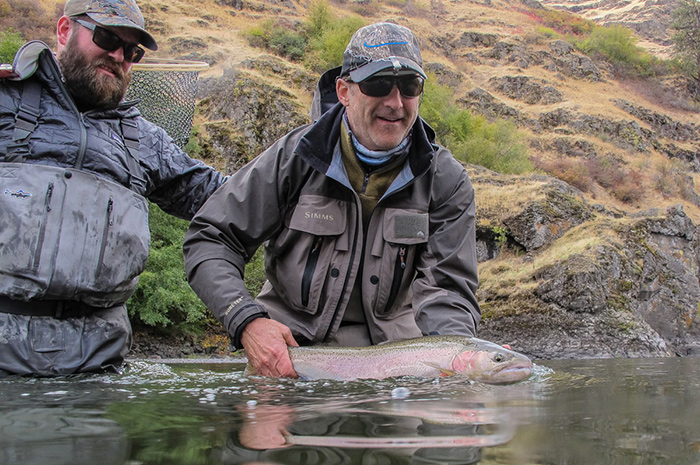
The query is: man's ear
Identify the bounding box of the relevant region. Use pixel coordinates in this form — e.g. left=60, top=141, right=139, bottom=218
left=336, top=78, right=351, bottom=107
left=56, top=16, right=73, bottom=49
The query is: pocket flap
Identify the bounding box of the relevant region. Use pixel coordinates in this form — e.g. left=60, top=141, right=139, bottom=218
left=382, top=209, right=429, bottom=244
left=289, top=194, right=346, bottom=236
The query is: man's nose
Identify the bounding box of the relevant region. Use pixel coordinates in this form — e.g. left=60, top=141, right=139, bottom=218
left=107, top=45, right=126, bottom=63
left=383, top=84, right=404, bottom=108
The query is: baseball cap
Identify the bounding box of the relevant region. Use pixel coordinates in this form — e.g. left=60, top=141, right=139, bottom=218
left=340, top=22, right=426, bottom=83
left=64, top=0, right=157, bottom=50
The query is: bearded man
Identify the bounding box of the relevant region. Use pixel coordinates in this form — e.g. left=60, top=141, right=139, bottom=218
left=0, top=0, right=226, bottom=376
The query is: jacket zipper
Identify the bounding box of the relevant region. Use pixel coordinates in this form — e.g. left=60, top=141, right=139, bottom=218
left=95, top=197, right=114, bottom=279
left=323, top=193, right=361, bottom=342
left=31, top=182, right=54, bottom=272
left=382, top=246, right=407, bottom=315
left=301, top=236, right=323, bottom=307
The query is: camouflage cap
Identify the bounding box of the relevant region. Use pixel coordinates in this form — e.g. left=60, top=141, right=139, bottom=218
left=64, top=0, right=157, bottom=50
left=340, top=22, right=425, bottom=82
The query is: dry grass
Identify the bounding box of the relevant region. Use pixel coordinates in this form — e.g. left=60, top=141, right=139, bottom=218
left=478, top=217, right=622, bottom=296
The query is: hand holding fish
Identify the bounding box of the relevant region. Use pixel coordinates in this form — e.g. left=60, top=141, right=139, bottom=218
left=241, top=317, right=299, bottom=378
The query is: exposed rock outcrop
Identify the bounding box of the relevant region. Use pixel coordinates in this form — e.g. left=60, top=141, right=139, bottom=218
left=196, top=68, right=309, bottom=172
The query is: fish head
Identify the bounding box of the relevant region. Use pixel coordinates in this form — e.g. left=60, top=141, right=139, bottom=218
left=452, top=346, right=533, bottom=385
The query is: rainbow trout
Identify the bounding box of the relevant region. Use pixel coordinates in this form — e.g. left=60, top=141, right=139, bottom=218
left=286, top=336, right=533, bottom=384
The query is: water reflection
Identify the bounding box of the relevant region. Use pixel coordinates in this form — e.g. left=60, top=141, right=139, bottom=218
left=0, top=407, right=128, bottom=465
left=0, top=360, right=542, bottom=464
left=15, top=358, right=700, bottom=464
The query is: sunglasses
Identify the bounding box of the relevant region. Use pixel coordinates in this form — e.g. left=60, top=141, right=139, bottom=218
left=75, top=19, right=145, bottom=63
left=348, top=75, right=424, bottom=98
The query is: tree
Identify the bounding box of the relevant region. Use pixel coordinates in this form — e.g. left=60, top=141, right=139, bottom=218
left=671, top=0, right=700, bottom=85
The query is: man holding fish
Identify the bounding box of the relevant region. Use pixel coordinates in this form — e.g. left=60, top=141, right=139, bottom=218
left=184, top=22, right=484, bottom=379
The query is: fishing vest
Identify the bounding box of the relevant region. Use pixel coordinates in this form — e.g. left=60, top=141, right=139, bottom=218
left=0, top=79, right=151, bottom=308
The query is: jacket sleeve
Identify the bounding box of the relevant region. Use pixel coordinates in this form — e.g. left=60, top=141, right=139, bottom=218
left=183, top=129, right=308, bottom=348
left=413, top=148, right=481, bottom=337
left=138, top=119, right=226, bottom=220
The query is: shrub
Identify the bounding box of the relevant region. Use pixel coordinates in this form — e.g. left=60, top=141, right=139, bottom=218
left=245, top=0, right=364, bottom=70
left=305, top=15, right=364, bottom=73
left=534, top=156, right=592, bottom=192
left=127, top=203, right=209, bottom=333
left=420, top=76, right=533, bottom=174
left=524, top=8, right=595, bottom=36
left=246, top=19, right=308, bottom=62
left=576, top=25, right=661, bottom=76
left=0, top=29, right=23, bottom=64
left=128, top=202, right=270, bottom=334
left=539, top=154, right=644, bottom=203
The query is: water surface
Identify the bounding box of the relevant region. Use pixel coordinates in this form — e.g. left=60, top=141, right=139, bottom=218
left=1, top=357, right=698, bottom=464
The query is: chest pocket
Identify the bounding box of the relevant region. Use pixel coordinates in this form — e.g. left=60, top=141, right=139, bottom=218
left=269, top=194, right=348, bottom=314
left=368, top=208, right=429, bottom=317
left=0, top=163, right=150, bottom=306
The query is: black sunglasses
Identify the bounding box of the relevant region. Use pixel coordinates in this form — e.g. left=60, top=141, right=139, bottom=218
left=347, top=75, right=424, bottom=98
left=75, top=19, right=145, bottom=63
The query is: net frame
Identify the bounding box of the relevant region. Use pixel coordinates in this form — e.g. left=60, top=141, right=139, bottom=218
left=126, top=58, right=209, bottom=148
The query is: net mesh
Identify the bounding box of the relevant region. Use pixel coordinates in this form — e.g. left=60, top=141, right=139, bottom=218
left=125, top=59, right=209, bottom=148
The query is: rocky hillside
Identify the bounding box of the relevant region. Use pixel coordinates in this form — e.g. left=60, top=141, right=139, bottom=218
left=538, top=0, right=679, bottom=57
left=33, top=0, right=700, bottom=359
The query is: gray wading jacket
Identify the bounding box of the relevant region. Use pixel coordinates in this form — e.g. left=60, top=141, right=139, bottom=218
left=0, top=42, right=225, bottom=307
left=184, top=90, right=481, bottom=348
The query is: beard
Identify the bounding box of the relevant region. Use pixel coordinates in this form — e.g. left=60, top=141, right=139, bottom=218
left=58, top=33, right=131, bottom=111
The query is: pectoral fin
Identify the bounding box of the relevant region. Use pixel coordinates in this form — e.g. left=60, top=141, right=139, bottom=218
left=423, top=362, right=456, bottom=377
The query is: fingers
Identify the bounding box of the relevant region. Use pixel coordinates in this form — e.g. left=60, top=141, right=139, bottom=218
left=0, top=68, right=17, bottom=79
left=241, top=318, right=299, bottom=378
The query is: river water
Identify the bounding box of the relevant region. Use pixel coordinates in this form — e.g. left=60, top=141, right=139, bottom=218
left=1, top=356, right=698, bottom=465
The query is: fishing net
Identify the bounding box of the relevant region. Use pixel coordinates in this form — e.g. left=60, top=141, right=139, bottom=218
left=125, top=59, right=209, bottom=148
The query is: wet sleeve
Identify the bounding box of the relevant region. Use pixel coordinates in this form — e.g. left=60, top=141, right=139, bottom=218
left=413, top=150, right=481, bottom=337
left=139, top=121, right=226, bottom=220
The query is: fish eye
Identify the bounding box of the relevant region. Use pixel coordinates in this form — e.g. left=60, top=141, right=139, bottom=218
left=493, top=353, right=505, bottom=363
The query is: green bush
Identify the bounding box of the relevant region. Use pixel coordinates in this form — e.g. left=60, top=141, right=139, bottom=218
left=127, top=203, right=209, bottom=333
left=246, top=19, right=308, bottom=61
left=245, top=0, right=364, bottom=71
left=305, top=15, right=365, bottom=73
left=575, top=25, right=660, bottom=76
left=128, top=202, right=270, bottom=334
left=0, top=29, right=23, bottom=64
left=420, top=75, right=533, bottom=174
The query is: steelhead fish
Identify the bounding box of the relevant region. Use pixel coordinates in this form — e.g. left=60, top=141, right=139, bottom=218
left=285, top=336, right=533, bottom=384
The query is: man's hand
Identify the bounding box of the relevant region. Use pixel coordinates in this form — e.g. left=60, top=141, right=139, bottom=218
left=238, top=405, right=295, bottom=450
left=241, top=318, right=299, bottom=378
left=0, top=65, right=17, bottom=79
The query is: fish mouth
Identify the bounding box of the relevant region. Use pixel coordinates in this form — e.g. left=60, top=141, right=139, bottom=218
left=486, top=361, right=534, bottom=384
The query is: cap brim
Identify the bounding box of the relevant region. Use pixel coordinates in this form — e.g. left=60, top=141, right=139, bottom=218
left=348, top=57, right=426, bottom=82
left=87, top=12, right=158, bottom=50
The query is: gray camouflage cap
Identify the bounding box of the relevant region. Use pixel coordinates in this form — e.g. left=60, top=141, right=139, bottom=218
left=340, top=22, right=426, bottom=82
left=64, top=0, right=157, bottom=50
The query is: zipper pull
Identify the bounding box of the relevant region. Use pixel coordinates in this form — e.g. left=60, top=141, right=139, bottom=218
left=107, top=197, right=114, bottom=225
left=45, top=183, right=54, bottom=212
left=399, top=246, right=406, bottom=269
left=311, top=236, right=323, bottom=254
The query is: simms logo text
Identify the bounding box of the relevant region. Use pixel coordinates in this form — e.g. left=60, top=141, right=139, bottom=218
left=305, top=211, right=334, bottom=221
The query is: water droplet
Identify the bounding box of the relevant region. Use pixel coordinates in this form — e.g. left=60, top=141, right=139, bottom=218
left=391, top=387, right=411, bottom=399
